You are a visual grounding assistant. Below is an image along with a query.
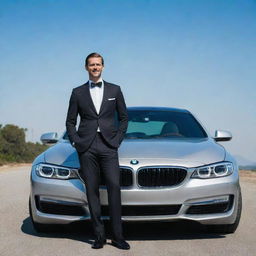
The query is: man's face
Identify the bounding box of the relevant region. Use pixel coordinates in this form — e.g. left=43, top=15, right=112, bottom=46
left=85, top=57, right=104, bottom=80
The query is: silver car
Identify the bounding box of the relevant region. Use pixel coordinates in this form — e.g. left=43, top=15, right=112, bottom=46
left=29, top=107, right=242, bottom=233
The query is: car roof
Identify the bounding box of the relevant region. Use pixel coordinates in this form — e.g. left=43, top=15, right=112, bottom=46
left=127, top=106, right=190, bottom=113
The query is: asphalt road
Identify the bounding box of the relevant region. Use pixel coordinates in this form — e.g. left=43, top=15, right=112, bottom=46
left=0, top=164, right=255, bottom=256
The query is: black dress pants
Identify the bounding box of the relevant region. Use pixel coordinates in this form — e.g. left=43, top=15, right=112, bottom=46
left=78, top=132, right=123, bottom=241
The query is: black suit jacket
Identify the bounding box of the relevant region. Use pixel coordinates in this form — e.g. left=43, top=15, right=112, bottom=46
left=65, top=81, right=128, bottom=153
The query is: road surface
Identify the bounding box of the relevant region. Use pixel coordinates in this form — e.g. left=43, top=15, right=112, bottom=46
left=0, top=164, right=255, bottom=256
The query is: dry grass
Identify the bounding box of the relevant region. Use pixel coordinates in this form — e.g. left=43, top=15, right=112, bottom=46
left=239, top=170, right=256, bottom=184
left=0, top=163, right=32, bottom=173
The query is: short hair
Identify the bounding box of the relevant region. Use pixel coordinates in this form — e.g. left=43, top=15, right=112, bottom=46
left=85, top=52, right=104, bottom=66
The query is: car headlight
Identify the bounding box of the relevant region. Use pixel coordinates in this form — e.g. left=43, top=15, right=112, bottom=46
left=35, top=163, right=80, bottom=180
left=191, top=162, right=233, bottom=179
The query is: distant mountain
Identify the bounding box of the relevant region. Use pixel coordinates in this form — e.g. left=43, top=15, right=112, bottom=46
left=234, top=155, right=256, bottom=170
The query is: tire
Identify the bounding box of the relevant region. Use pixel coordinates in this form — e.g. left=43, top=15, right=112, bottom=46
left=206, top=187, right=242, bottom=234
left=29, top=196, right=50, bottom=233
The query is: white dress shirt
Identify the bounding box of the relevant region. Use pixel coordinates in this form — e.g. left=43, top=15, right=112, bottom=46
left=89, top=78, right=104, bottom=132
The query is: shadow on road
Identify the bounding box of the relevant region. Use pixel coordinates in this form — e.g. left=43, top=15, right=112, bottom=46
left=21, top=217, right=226, bottom=246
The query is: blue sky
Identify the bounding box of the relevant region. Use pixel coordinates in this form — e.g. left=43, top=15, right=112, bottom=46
left=0, top=0, right=255, bottom=163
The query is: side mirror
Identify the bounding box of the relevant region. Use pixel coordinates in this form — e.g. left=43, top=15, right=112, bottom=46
left=40, top=132, right=58, bottom=144
left=214, top=130, right=232, bottom=142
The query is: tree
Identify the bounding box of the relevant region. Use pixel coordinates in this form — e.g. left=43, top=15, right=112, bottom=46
left=0, top=124, right=48, bottom=165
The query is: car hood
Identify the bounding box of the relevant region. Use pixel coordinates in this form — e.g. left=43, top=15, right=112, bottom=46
left=44, top=141, right=80, bottom=168
left=43, top=138, right=226, bottom=169
left=118, top=138, right=225, bottom=168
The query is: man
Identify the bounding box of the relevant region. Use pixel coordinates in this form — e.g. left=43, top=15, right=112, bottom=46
left=65, top=53, right=130, bottom=250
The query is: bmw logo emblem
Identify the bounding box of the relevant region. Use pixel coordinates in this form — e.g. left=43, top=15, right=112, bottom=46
left=130, top=159, right=139, bottom=165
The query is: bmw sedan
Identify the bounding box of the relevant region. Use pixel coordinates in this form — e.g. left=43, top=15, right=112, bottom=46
left=29, top=107, right=242, bottom=233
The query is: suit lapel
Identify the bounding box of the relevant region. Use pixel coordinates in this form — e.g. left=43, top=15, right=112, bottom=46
left=82, top=82, right=98, bottom=114
left=99, top=80, right=111, bottom=115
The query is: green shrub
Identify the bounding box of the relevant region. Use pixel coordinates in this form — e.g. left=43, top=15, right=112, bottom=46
left=0, top=124, right=48, bottom=166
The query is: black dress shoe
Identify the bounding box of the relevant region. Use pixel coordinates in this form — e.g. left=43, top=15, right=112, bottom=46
left=91, top=238, right=106, bottom=249
left=111, top=239, right=130, bottom=250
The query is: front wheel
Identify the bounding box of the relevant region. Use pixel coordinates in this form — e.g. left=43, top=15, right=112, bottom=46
left=206, top=187, right=242, bottom=234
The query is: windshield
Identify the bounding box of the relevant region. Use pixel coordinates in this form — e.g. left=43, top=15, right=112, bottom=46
left=63, top=109, right=208, bottom=140
left=125, top=110, right=207, bottom=139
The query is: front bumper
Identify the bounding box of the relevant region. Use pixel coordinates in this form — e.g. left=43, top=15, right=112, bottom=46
left=30, top=164, right=240, bottom=225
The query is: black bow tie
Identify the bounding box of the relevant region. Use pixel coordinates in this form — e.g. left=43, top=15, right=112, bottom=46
left=91, top=82, right=102, bottom=88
